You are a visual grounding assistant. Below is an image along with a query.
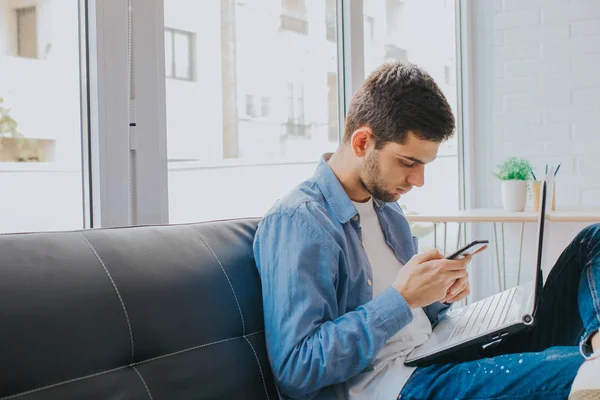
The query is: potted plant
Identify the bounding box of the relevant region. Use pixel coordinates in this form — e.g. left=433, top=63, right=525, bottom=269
left=0, top=97, right=56, bottom=162
left=0, top=97, right=22, bottom=137
left=493, top=157, right=533, bottom=212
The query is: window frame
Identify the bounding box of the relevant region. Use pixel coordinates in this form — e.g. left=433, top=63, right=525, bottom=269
left=15, top=6, right=38, bottom=59
left=164, top=26, right=196, bottom=82
left=90, top=0, right=466, bottom=225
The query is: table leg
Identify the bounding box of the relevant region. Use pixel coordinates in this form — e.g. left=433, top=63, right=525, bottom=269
left=517, top=222, right=525, bottom=285
left=493, top=222, right=502, bottom=292
left=433, top=223, right=437, bottom=249
left=501, top=222, right=506, bottom=290
left=457, top=222, right=466, bottom=306
left=443, top=222, right=448, bottom=255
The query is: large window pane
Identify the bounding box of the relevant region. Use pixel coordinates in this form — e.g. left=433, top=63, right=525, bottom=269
left=165, top=0, right=339, bottom=223
left=0, top=0, right=86, bottom=233
left=363, top=0, right=459, bottom=247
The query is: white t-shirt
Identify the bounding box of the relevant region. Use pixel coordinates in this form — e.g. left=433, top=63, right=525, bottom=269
left=344, top=198, right=432, bottom=400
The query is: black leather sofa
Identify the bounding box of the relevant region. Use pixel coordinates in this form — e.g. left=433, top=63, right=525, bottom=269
left=0, top=219, right=279, bottom=399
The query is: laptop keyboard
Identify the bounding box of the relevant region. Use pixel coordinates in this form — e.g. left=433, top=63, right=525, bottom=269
left=447, top=287, right=518, bottom=344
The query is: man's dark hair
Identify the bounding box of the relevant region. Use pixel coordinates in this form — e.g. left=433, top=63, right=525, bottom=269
left=343, top=62, right=455, bottom=148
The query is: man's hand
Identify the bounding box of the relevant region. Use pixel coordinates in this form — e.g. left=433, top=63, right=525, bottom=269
left=441, top=275, right=470, bottom=304
left=393, top=249, right=471, bottom=309
left=440, top=244, right=486, bottom=303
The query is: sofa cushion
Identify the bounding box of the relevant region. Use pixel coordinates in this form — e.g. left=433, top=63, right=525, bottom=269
left=0, top=219, right=278, bottom=399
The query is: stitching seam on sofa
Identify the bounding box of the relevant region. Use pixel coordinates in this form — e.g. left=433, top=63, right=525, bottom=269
left=132, top=366, right=154, bottom=400
left=244, top=336, right=270, bottom=400
left=192, top=226, right=247, bottom=335
left=0, top=331, right=265, bottom=400
left=81, top=232, right=135, bottom=362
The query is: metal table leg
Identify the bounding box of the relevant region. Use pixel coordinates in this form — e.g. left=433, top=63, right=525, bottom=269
left=443, top=222, right=448, bottom=255
left=493, top=222, right=502, bottom=292
left=517, top=222, right=525, bottom=285
left=457, top=222, right=467, bottom=306
left=501, top=222, right=506, bottom=290
left=433, top=223, right=437, bottom=249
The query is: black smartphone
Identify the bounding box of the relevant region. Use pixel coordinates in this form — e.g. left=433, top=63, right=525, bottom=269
left=445, top=240, right=489, bottom=260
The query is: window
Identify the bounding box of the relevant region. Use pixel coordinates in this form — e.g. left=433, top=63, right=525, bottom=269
left=244, top=95, right=271, bottom=118
left=384, top=44, right=408, bottom=63
left=445, top=64, right=454, bottom=85
left=164, top=0, right=339, bottom=223
left=245, top=94, right=257, bottom=117
left=363, top=0, right=460, bottom=248
left=16, top=7, right=38, bottom=59
left=327, top=72, right=338, bottom=142
left=164, top=27, right=195, bottom=81
left=325, top=0, right=336, bottom=42
left=364, top=16, right=375, bottom=43
left=386, top=0, right=405, bottom=37
left=281, top=0, right=308, bottom=35
left=285, top=83, right=307, bottom=138
left=260, top=96, right=271, bottom=117
left=164, top=29, right=173, bottom=77
left=0, top=1, right=87, bottom=233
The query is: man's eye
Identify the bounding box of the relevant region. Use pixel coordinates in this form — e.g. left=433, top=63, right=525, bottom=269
left=400, top=160, right=415, bottom=168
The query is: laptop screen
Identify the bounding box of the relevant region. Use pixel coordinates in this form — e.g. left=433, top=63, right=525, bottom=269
left=531, top=173, right=552, bottom=315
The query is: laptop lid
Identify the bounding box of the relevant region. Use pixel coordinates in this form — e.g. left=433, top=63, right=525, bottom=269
left=530, top=167, right=554, bottom=317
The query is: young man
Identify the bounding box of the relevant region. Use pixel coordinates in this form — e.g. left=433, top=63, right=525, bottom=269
left=253, top=62, right=600, bottom=399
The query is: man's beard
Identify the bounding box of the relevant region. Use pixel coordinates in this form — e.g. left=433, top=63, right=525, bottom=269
left=358, top=150, right=398, bottom=203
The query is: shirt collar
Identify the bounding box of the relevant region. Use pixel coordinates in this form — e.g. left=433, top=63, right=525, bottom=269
left=314, top=153, right=387, bottom=224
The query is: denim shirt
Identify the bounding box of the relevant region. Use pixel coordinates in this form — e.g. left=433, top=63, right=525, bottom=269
left=253, top=155, right=450, bottom=399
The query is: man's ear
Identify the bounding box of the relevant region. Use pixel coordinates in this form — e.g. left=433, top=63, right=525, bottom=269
left=350, top=126, right=374, bottom=157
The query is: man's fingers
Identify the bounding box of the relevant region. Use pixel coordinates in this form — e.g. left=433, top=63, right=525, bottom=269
left=443, top=284, right=470, bottom=303
left=446, top=269, right=469, bottom=281
left=443, top=278, right=470, bottom=301
left=448, top=276, right=468, bottom=294
left=441, top=255, right=472, bottom=271
left=413, top=248, right=443, bottom=263
left=444, top=256, right=472, bottom=271
left=471, top=245, right=488, bottom=256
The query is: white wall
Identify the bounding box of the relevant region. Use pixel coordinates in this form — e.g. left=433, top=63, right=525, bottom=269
left=468, top=0, right=600, bottom=300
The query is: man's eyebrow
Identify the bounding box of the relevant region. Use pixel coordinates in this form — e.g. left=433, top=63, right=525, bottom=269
left=398, top=155, right=433, bottom=165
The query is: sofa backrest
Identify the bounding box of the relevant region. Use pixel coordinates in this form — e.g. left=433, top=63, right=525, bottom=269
left=0, top=219, right=279, bottom=399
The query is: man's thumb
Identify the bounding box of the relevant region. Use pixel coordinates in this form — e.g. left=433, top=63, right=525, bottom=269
left=413, top=248, right=442, bottom=263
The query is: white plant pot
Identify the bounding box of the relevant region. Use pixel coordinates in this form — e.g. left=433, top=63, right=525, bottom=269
left=501, top=180, right=527, bottom=212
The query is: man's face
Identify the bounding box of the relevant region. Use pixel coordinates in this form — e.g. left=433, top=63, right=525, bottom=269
left=359, top=132, right=440, bottom=202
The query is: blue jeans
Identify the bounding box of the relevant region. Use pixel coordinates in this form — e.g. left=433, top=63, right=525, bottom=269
left=399, top=223, right=600, bottom=400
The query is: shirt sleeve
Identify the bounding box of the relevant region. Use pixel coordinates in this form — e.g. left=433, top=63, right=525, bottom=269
left=425, top=301, right=452, bottom=327
left=253, top=209, right=413, bottom=399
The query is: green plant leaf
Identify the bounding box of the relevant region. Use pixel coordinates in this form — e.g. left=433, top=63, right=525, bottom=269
left=493, top=157, right=533, bottom=181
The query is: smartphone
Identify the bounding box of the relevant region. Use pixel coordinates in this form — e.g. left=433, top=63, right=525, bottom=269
left=445, top=240, right=489, bottom=260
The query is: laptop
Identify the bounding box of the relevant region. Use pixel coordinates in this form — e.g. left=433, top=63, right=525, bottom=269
left=405, top=170, right=554, bottom=367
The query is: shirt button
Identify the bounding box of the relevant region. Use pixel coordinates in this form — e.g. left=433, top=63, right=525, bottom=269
left=367, top=279, right=372, bottom=286
left=352, top=215, right=359, bottom=221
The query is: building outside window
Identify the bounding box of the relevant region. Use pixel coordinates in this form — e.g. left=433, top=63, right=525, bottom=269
left=164, top=27, right=195, bottom=81
left=16, top=6, right=38, bottom=59
left=280, top=0, right=308, bottom=35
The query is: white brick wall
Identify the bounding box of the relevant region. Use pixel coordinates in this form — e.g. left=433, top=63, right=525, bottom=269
left=468, top=0, right=600, bottom=300
left=476, top=0, right=600, bottom=210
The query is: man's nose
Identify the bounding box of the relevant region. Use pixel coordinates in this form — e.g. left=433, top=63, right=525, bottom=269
left=407, top=165, right=425, bottom=188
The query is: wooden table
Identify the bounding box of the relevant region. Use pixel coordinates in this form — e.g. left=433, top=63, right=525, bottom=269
left=405, top=208, right=600, bottom=291
left=547, top=209, right=600, bottom=223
